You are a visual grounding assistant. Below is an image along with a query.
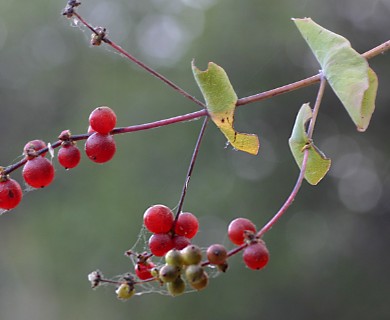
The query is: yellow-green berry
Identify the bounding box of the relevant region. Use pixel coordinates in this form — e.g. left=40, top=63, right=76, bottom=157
left=181, top=245, right=202, bottom=265
left=116, top=283, right=135, bottom=300
left=167, top=276, right=186, bottom=296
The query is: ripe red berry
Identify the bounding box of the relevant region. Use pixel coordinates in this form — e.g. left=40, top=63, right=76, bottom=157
left=23, top=139, right=47, bottom=159
left=148, top=233, right=174, bottom=257
left=85, top=133, right=116, bottom=163
left=0, top=177, right=23, bottom=210
left=242, top=241, right=269, bottom=270
left=22, top=157, right=55, bottom=188
left=89, top=106, right=117, bottom=134
left=58, top=143, right=81, bottom=169
left=87, top=125, right=96, bottom=134
left=206, top=244, right=228, bottom=265
left=143, top=205, right=174, bottom=234
left=228, top=217, right=257, bottom=245
left=172, top=235, right=191, bottom=250
left=135, top=262, right=155, bottom=280
left=174, top=212, right=199, bottom=239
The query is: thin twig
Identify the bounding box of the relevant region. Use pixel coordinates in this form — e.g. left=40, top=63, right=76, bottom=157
left=256, top=149, right=310, bottom=238
left=256, top=75, right=327, bottom=238
left=72, top=12, right=206, bottom=110
left=307, top=72, right=326, bottom=139
left=174, top=117, right=209, bottom=222
left=236, top=40, right=390, bottom=107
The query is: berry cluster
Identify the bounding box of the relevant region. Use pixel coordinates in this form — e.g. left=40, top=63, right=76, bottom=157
left=144, top=205, right=199, bottom=257
left=0, top=106, right=117, bottom=212
left=1, top=103, right=270, bottom=300
left=88, top=205, right=269, bottom=299
left=85, top=106, right=117, bottom=163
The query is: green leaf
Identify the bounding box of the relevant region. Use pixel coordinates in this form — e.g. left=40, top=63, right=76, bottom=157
left=293, top=18, right=378, bottom=132
left=192, top=61, right=259, bottom=155
left=289, top=103, right=331, bottom=185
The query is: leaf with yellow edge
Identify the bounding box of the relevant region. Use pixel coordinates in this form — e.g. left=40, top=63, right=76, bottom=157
left=289, top=103, right=331, bottom=185
left=192, top=61, right=259, bottom=155
left=293, top=18, right=378, bottom=132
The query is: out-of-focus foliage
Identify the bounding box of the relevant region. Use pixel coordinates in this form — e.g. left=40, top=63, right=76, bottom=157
left=0, top=0, right=389, bottom=319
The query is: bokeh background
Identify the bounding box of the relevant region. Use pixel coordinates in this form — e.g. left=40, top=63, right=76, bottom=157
left=0, top=0, right=389, bottom=319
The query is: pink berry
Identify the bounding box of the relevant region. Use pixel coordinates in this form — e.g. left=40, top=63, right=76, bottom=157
left=22, top=157, right=55, bottom=188
left=228, top=217, right=257, bottom=245
left=58, top=143, right=81, bottom=169
left=172, top=235, right=191, bottom=250
left=85, top=133, right=116, bottom=164
left=89, top=106, right=117, bottom=134
left=174, top=212, right=199, bottom=239
left=148, top=233, right=174, bottom=257
left=0, top=177, right=23, bottom=210
left=143, top=205, right=174, bottom=234
left=23, top=139, right=47, bottom=159
left=206, top=244, right=228, bottom=265
left=242, top=241, right=269, bottom=270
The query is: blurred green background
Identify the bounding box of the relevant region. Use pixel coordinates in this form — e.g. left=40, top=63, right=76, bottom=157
left=1, top=0, right=389, bottom=319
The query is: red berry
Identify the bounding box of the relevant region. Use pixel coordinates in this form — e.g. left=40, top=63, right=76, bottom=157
left=135, top=262, right=155, bottom=280
left=228, top=217, right=256, bottom=245
left=85, top=133, right=116, bottom=163
left=206, top=244, right=227, bottom=265
left=23, top=139, right=47, bottom=159
left=22, top=157, right=55, bottom=188
left=89, top=106, right=117, bottom=134
left=143, top=205, right=174, bottom=234
left=242, top=241, right=269, bottom=270
left=174, top=212, right=199, bottom=239
left=0, top=177, right=23, bottom=210
left=87, top=125, right=96, bottom=134
left=58, top=143, right=81, bottom=169
left=148, top=233, right=174, bottom=257
left=172, top=235, right=191, bottom=250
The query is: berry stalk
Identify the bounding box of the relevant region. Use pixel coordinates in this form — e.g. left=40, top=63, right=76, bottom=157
left=175, top=117, right=209, bottom=220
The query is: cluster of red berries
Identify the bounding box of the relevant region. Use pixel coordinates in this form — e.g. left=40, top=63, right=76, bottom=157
left=88, top=205, right=269, bottom=299
left=144, top=205, right=199, bottom=257
left=0, top=106, right=117, bottom=212
left=228, top=217, right=270, bottom=270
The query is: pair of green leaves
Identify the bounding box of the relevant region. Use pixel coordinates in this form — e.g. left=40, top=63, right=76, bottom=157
left=192, top=18, right=378, bottom=185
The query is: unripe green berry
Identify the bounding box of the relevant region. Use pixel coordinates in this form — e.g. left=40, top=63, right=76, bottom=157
left=151, top=267, right=160, bottom=279
left=185, top=265, right=205, bottom=284
left=181, top=245, right=202, bottom=265
left=165, top=249, right=184, bottom=267
left=115, top=283, right=135, bottom=300
left=167, top=276, right=186, bottom=296
left=189, top=271, right=208, bottom=291
left=159, top=264, right=181, bottom=283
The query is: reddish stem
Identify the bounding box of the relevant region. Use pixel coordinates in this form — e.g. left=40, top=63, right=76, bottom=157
left=256, top=149, right=309, bottom=238
left=2, top=111, right=208, bottom=176
left=174, top=117, right=209, bottom=222
left=72, top=12, right=205, bottom=110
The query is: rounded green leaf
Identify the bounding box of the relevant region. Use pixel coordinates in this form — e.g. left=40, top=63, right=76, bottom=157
left=293, top=18, right=378, bottom=132
left=192, top=61, right=259, bottom=155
